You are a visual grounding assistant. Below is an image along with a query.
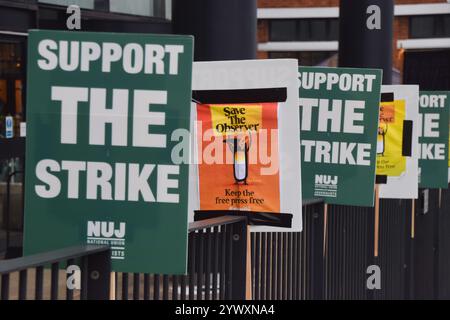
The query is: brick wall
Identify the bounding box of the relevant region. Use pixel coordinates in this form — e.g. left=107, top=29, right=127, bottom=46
left=257, top=0, right=448, bottom=75
left=258, top=19, right=269, bottom=42
left=257, top=19, right=269, bottom=59
left=258, top=0, right=446, bottom=8
left=395, top=0, right=445, bottom=4
left=258, top=0, right=339, bottom=8
left=393, top=16, right=409, bottom=75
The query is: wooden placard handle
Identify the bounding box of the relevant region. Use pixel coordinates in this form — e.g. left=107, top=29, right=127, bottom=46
left=245, top=226, right=252, bottom=300
left=374, top=185, right=380, bottom=257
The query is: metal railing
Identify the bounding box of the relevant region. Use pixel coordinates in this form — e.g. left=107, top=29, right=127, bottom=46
left=0, top=245, right=111, bottom=300
left=113, top=215, right=248, bottom=300
left=3, top=170, right=24, bottom=258
left=2, top=190, right=450, bottom=301
left=438, top=186, right=450, bottom=299
left=251, top=199, right=325, bottom=300
left=0, top=216, right=248, bottom=300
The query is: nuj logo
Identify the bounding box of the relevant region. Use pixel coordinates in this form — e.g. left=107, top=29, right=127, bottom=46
left=315, top=174, right=338, bottom=185
left=87, top=221, right=126, bottom=239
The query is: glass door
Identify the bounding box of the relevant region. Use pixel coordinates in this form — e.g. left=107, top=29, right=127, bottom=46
left=0, top=36, right=26, bottom=258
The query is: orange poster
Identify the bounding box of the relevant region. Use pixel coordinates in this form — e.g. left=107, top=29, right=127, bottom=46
left=196, top=103, right=280, bottom=213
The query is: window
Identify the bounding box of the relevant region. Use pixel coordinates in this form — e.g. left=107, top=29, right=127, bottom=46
left=410, top=15, right=450, bottom=38
left=269, top=51, right=337, bottom=67
left=270, top=20, right=297, bottom=41
left=0, top=42, right=24, bottom=118
left=269, top=19, right=339, bottom=42
left=38, top=0, right=94, bottom=9
left=0, top=40, right=25, bottom=193
left=109, top=0, right=169, bottom=19
left=110, top=0, right=153, bottom=17
left=38, top=0, right=171, bottom=19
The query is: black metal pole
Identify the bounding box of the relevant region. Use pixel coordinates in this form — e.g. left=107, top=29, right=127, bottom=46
left=338, top=0, right=394, bottom=301
left=312, top=204, right=325, bottom=300
left=338, top=0, right=394, bottom=84
left=172, top=0, right=257, bottom=61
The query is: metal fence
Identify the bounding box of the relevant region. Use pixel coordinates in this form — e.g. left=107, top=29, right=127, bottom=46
left=250, top=199, right=324, bottom=300
left=438, top=187, right=450, bottom=300
left=413, top=187, right=450, bottom=300
left=113, top=215, right=248, bottom=300
left=0, top=245, right=111, bottom=300
left=0, top=215, right=249, bottom=300
left=252, top=186, right=450, bottom=300
left=1, top=188, right=450, bottom=300
left=324, top=204, right=374, bottom=300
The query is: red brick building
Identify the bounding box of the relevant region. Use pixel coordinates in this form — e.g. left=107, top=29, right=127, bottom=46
left=257, top=0, right=450, bottom=86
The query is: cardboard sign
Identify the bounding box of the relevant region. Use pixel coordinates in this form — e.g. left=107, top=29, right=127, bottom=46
left=376, top=99, right=407, bottom=176
left=418, top=92, right=449, bottom=188
left=23, top=30, right=193, bottom=274
left=377, top=85, right=419, bottom=199
left=189, top=59, right=302, bottom=232
left=299, top=66, right=382, bottom=207
left=196, top=102, right=281, bottom=213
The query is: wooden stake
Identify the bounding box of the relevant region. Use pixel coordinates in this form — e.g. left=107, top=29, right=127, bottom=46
left=245, top=226, right=252, bottom=300
left=109, top=271, right=116, bottom=300
left=374, top=185, right=380, bottom=257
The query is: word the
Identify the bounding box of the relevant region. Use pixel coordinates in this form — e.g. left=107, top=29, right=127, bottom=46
left=300, top=98, right=365, bottom=134
left=300, top=97, right=372, bottom=166
left=51, top=86, right=168, bottom=147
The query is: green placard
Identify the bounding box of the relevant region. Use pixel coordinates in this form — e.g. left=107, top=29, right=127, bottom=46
left=299, top=67, right=382, bottom=206
left=23, top=30, right=193, bottom=274
left=418, top=91, right=450, bottom=188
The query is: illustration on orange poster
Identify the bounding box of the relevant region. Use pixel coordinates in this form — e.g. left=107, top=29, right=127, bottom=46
left=376, top=97, right=407, bottom=177
left=196, top=103, right=281, bottom=215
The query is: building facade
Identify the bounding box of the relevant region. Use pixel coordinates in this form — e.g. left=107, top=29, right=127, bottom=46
left=0, top=0, right=176, bottom=257
left=1, top=0, right=449, bottom=258
left=257, top=0, right=450, bottom=87
left=0, top=0, right=258, bottom=258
